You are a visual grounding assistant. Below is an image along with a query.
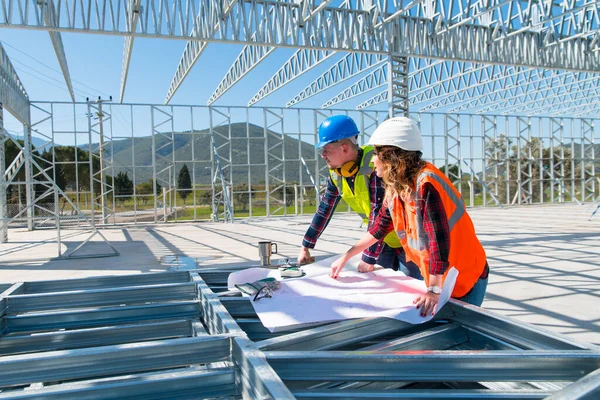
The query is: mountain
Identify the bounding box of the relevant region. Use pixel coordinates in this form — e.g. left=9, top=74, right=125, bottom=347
left=96, top=122, right=326, bottom=185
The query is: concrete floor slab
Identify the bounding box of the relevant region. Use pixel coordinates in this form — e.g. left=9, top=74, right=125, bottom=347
left=1, top=203, right=599, bottom=345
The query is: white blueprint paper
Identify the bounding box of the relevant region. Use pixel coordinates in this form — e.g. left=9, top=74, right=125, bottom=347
left=227, top=255, right=458, bottom=332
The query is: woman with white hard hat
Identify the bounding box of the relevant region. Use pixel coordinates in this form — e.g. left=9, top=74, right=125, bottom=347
left=330, top=116, right=489, bottom=317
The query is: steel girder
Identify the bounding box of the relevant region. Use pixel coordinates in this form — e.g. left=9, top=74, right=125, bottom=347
left=248, top=48, right=337, bottom=107
left=42, top=1, right=74, bottom=102
left=0, top=0, right=598, bottom=72
left=0, top=43, right=30, bottom=124
left=447, top=69, right=600, bottom=115
left=288, top=52, right=386, bottom=108
left=164, top=0, right=239, bottom=104
left=206, top=43, right=275, bottom=106
left=119, top=0, right=141, bottom=103
left=206, top=0, right=337, bottom=106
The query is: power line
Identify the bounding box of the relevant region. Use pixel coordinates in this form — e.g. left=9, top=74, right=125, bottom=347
left=0, top=39, right=111, bottom=98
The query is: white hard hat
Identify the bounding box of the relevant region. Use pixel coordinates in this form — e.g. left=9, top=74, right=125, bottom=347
left=367, top=117, right=423, bottom=151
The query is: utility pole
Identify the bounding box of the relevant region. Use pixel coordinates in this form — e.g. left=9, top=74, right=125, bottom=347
left=87, top=96, right=112, bottom=225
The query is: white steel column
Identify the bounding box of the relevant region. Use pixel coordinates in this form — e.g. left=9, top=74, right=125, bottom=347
left=22, top=123, right=34, bottom=230
left=581, top=119, right=596, bottom=203
left=444, top=115, right=462, bottom=191
left=0, top=104, right=7, bottom=242
left=387, top=55, right=409, bottom=117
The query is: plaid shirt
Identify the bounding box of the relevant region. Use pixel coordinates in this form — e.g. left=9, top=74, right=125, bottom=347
left=369, top=182, right=450, bottom=275
left=302, top=149, right=387, bottom=265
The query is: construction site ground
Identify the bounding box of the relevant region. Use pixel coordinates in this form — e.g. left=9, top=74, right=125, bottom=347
left=1, top=203, right=598, bottom=346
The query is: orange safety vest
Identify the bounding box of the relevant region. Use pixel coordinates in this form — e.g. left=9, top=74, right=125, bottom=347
left=388, top=163, right=486, bottom=298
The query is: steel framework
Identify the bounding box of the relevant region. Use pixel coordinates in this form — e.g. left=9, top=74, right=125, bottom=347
left=0, top=102, right=595, bottom=230
left=0, top=1, right=598, bottom=117
left=0, top=268, right=598, bottom=398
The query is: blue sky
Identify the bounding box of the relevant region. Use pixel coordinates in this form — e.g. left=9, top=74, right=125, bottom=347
left=0, top=29, right=383, bottom=109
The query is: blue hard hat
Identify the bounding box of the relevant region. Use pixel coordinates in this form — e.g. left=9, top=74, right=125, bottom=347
left=316, top=115, right=360, bottom=148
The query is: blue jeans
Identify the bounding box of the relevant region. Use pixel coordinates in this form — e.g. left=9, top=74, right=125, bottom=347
left=398, top=250, right=423, bottom=280
left=376, top=244, right=401, bottom=271
left=456, top=276, right=488, bottom=306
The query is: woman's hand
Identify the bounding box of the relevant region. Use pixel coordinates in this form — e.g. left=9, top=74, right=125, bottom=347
left=357, top=260, right=375, bottom=273
left=413, top=292, right=440, bottom=317
left=330, top=256, right=349, bottom=279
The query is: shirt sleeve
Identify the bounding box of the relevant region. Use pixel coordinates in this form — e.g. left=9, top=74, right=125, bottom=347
left=368, top=199, right=394, bottom=240
left=361, top=172, right=388, bottom=264
left=421, top=182, right=450, bottom=275
left=302, top=176, right=341, bottom=249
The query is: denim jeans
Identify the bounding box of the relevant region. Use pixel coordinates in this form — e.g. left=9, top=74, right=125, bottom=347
left=456, top=276, right=488, bottom=306
left=397, top=250, right=423, bottom=280
left=376, top=244, right=400, bottom=271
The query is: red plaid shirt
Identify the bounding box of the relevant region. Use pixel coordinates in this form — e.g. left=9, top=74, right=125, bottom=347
left=369, top=182, right=450, bottom=275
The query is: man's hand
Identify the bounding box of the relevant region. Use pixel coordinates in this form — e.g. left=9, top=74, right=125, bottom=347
left=298, top=247, right=312, bottom=265
left=330, top=256, right=349, bottom=279
left=413, top=291, right=440, bottom=317
left=357, top=261, right=374, bottom=273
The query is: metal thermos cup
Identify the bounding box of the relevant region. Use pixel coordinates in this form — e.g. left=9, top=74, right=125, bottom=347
left=258, top=241, right=278, bottom=266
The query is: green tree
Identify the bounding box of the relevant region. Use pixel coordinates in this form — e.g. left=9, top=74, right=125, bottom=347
left=177, top=164, right=192, bottom=204
left=114, top=172, right=133, bottom=205
left=135, top=179, right=162, bottom=205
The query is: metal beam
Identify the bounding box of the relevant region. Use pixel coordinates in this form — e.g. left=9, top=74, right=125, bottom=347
left=257, top=318, right=426, bottom=352
left=0, top=42, right=30, bottom=124
left=288, top=53, right=385, bottom=107
left=0, top=320, right=196, bottom=355
left=0, top=336, right=231, bottom=388
left=164, top=0, right=238, bottom=104
left=119, top=0, right=141, bottom=103
left=322, top=63, right=387, bottom=108
left=1, top=0, right=598, bottom=72
left=266, top=351, right=600, bottom=382
left=293, top=388, right=552, bottom=399
left=7, top=301, right=201, bottom=333
left=545, top=367, right=600, bottom=400
left=7, top=283, right=197, bottom=313
left=42, top=0, right=74, bottom=102
left=450, top=70, right=600, bottom=115
left=0, top=368, right=237, bottom=399
left=207, top=44, right=275, bottom=105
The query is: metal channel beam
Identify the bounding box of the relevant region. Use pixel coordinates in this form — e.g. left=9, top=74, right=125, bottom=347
left=193, top=273, right=245, bottom=335
left=7, top=301, right=201, bottom=333
left=447, top=301, right=595, bottom=351
left=293, top=388, right=552, bottom=399
left=0, top=368, right=237, bottom=400
left=0, top=42, right=30, bottom=124
left=0, top=336, right=231, bottom=388
left=0, top=320, right=196, bottom=355
left=232, top=337, right=296, bottom=399
left=257, top=318, right=434, bottom=352
left=359, top=322, right=468, bottom=351
left=22, top=271, right=191, bottom=293
left=545, top=367, right=600, bottom=400
left=7, top=283, right=197, bottom=313
left=1, top=1, right=597, bottom=71
left=266, top=351, right=600, bottom=382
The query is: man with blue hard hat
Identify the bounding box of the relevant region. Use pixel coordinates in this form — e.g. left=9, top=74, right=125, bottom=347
left=298, top=115, right=420, bottom=276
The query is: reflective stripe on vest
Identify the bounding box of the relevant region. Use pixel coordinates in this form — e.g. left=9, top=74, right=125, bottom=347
left=405, top=171, right=467, bottom=252
left=389, top=163, right=486, bottom=298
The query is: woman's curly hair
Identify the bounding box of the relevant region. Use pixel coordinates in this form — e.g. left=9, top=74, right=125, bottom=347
left=375, top=146, right=426, bottom=201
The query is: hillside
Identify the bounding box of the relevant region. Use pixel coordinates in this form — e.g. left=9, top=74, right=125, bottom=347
left=100, top=122, right=325, bottom=185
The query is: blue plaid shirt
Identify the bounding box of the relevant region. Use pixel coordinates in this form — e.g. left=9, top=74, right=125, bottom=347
left=302, top=149, right=387, bottom=264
